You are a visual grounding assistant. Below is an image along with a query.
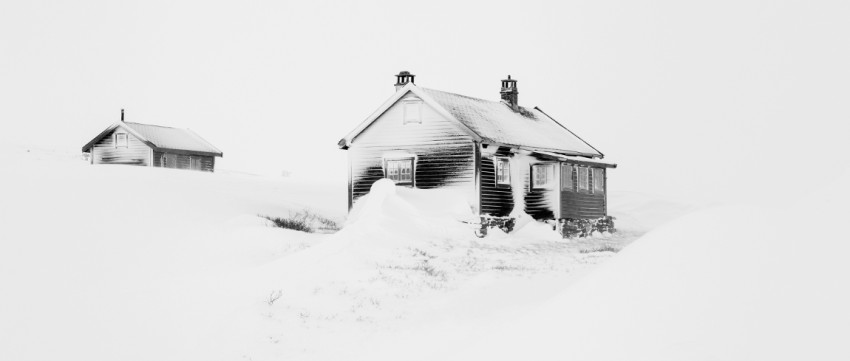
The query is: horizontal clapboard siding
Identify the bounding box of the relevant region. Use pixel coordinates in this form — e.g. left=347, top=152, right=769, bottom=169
left=480, top=147, right=513, bottom=217
left=92, top=129, right=151, bottom=166
left=560, top=164, right=606, bottom=218
left=349, top=94, right=476, bottom=207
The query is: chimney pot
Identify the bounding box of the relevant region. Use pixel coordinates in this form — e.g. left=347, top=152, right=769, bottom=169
left=394, top=70, right=415, bottom=91
left=500, top=75, right=519, bottom=110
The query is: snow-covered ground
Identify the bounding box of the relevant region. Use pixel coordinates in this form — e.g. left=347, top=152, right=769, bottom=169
left=1, top=144, right=691, bottom=360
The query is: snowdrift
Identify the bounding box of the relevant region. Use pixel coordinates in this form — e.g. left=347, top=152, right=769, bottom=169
left=406, top=173, right=850, bottom=361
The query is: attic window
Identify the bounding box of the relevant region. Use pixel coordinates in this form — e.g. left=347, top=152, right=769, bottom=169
left=495, top=157, right=510, bottom=185
left=115, top=133, right=128, bottom=148
left=403, top=100, right=422, bottom=124
left=531, top=164, right=555, bottom=189
left=385, top=158, right=414, bottom=185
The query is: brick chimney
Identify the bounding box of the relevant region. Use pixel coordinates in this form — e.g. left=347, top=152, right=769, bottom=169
left=394, top=71, right=415, bottom=91
left=500, top=75, right=518, bottom=110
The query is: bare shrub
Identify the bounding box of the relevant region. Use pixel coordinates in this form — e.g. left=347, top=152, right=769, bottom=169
left=261, top=209, right=341, bottom=233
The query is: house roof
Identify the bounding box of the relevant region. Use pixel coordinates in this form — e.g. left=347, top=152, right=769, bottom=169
left=420, top=88, right=602, bottom=157
left=82, top=121, right=223, bottom=157
left=339, top=83, right=604, bottom=158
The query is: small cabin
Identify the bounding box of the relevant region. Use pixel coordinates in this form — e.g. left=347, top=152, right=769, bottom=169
left=338, top=71, right=617, bottom=237
left=82, top=112, right=223, bottom=172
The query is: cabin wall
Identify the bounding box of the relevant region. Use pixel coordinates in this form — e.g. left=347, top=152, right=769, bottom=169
left=153, top=151, right=215, bottom=172
left=479, top=146, right=514, bottom=217
left=560, top=164, right=606, bottom=219
left=524, top=154, right=559, bottom=220
left=348, top=93, right=477, bottom=209
left=92, top=129, right=151, bottom=166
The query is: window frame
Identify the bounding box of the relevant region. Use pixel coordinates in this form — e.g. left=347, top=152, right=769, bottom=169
left=402, top=99, right=423, bottom=124
left=189, top=156, right=201, bottom=170
left=494, top=157, right=511, bottom=186
left=592, top=168, right=605, bottom=194
left=384, top=157, right=415, bottom=186
left=115, top=133, right=128, bottom=148
left=561, top=163, right=575, bottom=191
left=577, top=166, right=590, bottom=192
left=531, top=163, right=555, bottom=190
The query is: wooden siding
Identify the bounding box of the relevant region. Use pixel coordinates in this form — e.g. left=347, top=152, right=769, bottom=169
left=560, top=164, right=606, bottom=219
left=153, top=151, right=215, bottom=172
left=480, top=146, right=514, bottom=217
left=92, top=129, right=151, bottom=166
left=349, top=93, right=477, bottom=209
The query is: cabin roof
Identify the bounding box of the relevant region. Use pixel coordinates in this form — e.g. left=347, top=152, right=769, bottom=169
left=420, top=88, right=602, bottom=157
left=82, top=121, right=223, bottom=157
left=339, top=83, right=603, bottom=158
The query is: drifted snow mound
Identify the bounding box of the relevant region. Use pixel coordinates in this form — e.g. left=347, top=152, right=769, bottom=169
left=342, top=179, right=479, bottom=244
left=417, top=173, right=850, bottom=361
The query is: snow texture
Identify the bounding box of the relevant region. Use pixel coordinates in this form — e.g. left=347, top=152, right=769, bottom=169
left=421, top=87, right=601, bottom=156
left=9, top=144, right=833, bottom=361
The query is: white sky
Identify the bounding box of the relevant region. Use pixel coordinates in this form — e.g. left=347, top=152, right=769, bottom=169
left=2, top=0, right=848, bottom=205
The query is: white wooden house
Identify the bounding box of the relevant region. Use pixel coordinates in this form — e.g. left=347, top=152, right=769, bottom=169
left=339, top=72, right=617, bottom=236
left=82, top=111, right=223, bottom=172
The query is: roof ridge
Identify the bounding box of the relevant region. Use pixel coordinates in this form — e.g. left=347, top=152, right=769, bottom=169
left=123, top=121, right=184, bottom=130
left=421, top=87, right=536, bottom=113
left=420, top=87, right=495, bottom=103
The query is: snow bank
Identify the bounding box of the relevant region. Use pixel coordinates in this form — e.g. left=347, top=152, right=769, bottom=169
left=0, top=144, right=341, bottom=361
left=408, top=174, right=850, bottom=361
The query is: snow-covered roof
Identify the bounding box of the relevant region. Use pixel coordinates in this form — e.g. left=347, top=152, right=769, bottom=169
left=534, top=150, right=617, bottom=168
left=420, top=88, right=602, bottom=157
left=340, top=83, right=603, bottom=158
left=82, top=121, right=223, bottom=157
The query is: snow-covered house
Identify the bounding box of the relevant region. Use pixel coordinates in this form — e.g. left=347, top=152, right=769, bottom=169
left=82, top=111, right=223, bottom=172
left=338, top=71, right=617, bottom=236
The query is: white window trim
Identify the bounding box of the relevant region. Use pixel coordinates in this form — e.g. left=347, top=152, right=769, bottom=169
left=402, top=99, right=423, bottom=124
left=383, top=157, right=415, bottom=186
left=531, top=163, right=555, bottom=190
left=115, top=133, right=128, bottom=148
left=494, top=157, right=510, bottom=186
left=592, top=168, right=605, bottom=194
left=578, top=166, right=590, bottom=192
left=561, top=163, right=575, bottom=191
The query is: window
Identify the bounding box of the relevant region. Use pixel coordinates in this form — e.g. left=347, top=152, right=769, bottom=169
left=561, top=164, right=574, bottom=191
left=593, top=168, right=605, bottom=193
left=578, top=167, right=590, bottom=191
left=385, top=158, right=414, bottom=185
left=531, top=164, right=554, bottom=189
left=495, top=157, right=510, bottom=185
left=115, top=133, right=128, bottom=148
left=190, top=157, right=201, bottom=170
left=403, top=100, right=422, bottom=124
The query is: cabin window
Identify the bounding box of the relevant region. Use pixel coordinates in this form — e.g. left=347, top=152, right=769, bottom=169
left=495, top=157, right=510, bottom=185
left=190, top=156, right=201, bottom=170
left=578, top=167, right=590, bottom=191
left=115, top=133, right=128, bottom=148
left=531, top=164, right=554, bottom=189
left=403, top=100, right=422, bottom=124
left=561, top=164, right=574, bottom=191
left=593, top=168, right=605, bottom=193
left=385, top=158, right=414, bottom=185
